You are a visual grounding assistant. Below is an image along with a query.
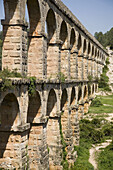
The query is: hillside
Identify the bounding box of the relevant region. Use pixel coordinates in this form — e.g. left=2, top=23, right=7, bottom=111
left=94, top=27, right=113, bottom=49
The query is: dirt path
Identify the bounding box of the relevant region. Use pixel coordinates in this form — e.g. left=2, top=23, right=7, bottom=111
left=89, top=140, right=112, bottom=170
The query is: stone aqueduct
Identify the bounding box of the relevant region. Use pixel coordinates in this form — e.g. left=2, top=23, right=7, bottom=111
left=0, top=0, right=108, bottom=169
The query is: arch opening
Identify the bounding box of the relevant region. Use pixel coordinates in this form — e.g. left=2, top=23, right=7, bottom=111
left=83, top=39, right=86, bottom=54
left=46, top=9, right=56, bottom=43
left=70, top=29, right=76, bottom=50
left=27, top=91, right=41, bottom=123
left=78, top=34, right=82, bottom=55
left=70, top=87, right=76, bottom=105
left=0, top=93, right=20, bottom=166
left=60, top=21, right=68, bottom=49
left=46, top=89, right=62, bottom=168
left=84, top=86, right=88, bottom=100
left=88, top=42, right=91, bottom=55
left=78, top=86, right=82, bottom=101
left=47, top=89, right=57, bottom=117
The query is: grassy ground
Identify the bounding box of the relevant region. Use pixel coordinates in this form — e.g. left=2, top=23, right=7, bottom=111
left=88, top=95, right=113, bottom=114
left=73, top=94, right=113, bottom=170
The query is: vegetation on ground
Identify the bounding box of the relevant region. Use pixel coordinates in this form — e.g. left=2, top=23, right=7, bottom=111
left=73, top=94, right=113, bottom=170
left=98, top=140, right=113, bottom=170
left=98, top=58, right=111, bottom=92
left=88, top=95, right=113, bottom=114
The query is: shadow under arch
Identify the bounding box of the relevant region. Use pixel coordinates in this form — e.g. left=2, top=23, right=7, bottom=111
left=45, top=9, right=58, bottom=79
left=70, top=28, right=76, bottom=79
left=46, top=89, right=62, bottom=168
left=47, top=89, right=57, bottom=117
left=78, top=86, right=82, bottom=102
left=60, top=88, right=68, bottom=140
left=27, top=91, right=43, bottom=169
left=78, top=34, right=82, bottom=55
left=70, top=87, right=76, bottom=106
left=84, top=85, right=88, bottom=100
left=27, top=91, right=41, bottom=123
left=60, top=20, right=68, bottom=49
left=0, top=93, right=20, bottom=167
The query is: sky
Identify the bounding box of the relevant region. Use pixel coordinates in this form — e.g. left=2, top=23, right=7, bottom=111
left=0, top=0, right=113, bottom=35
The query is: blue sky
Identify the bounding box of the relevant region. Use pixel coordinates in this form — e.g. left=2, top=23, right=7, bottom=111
left=0, top=0, right=113, bottom=35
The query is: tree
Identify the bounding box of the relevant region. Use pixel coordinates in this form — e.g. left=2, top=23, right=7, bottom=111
left=94, top=27, right=113, bottom=49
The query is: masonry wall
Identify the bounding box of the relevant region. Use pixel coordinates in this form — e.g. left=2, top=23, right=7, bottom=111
left=0, top=0, right=108, bottom=169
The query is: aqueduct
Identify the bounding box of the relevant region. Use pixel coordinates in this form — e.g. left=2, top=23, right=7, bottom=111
left=0, top=0, right=108, bottom=169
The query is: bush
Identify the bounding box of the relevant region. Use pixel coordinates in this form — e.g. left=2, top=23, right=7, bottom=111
left=98, top=141, right=113, bottom=170
left=91, top=98, right=103, bottom=107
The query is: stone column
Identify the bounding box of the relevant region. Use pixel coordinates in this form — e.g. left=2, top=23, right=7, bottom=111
left=78, top=53, right=84, bottom=81
left=60, top=49, right=70, bottom=80
left=70, top=105, right=79, bottom=146
left=2, top=0, right=27, bottom=75
left=83, top=55, right=88, bottom=80
left=28, top=33, right=47, bottom=79
left=47, top=41, right=62, bottom=80
left=28, top=120, right=49, bottom=170
left=70, top=50, right=77, bottom=80
left=0, top=124, right=30, bottom=169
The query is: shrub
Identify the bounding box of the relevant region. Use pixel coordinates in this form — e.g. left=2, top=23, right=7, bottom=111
left=91, top=98, right=103, bottom=107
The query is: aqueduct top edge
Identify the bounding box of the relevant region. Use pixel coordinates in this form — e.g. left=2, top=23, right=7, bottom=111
left=51, top=0, right=108, bottom=55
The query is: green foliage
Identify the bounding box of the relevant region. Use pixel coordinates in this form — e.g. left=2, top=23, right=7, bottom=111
left=59, top=118, right=69, bottom=169
left=91, top=97, right=103, bottom=107
left=89, top=95, right=113, bottom=114
left=94, top=27, right=113, bottom=49
left=88, top=74, right=93, bottom=82
left=98, top=141, right=113, bottom=170
left=0, top=68, right=22, bottom=91
left=28, top=77, right=36, bottom=96
left=57, top=72, right=67, bottom=83
left=98, top=58, right=111, bottom=91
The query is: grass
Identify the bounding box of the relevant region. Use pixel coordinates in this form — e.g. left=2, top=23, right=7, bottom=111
left=73, top=93, right=113, bottom=170
left=88, top=95, right=113, bottom=114
left=98, top=141, right=113, bottom=170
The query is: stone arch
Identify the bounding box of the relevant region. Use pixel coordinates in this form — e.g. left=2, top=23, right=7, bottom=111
left=70, top=28, right=76, bottom=78
left=27, top=0, right=45, bottom=78
left=78, top=34, right=82, bottom=55
left=83, top=39, right=87, bottom=54
left=61, top=88, right=68, bottom=111
left=70, top=87, right=76, bottom=106
left=84, top=85, right=89, bottom=114
left=0, top=93, right=20, bottom=168
left=97, top=50, right=100, bottom=59
left=92, top=84, right=95, bottom=94
left=95, top=48, right=97, bottom=58
left=60, top=21, right=68, bottom=49
left=70, top=28, right=76, bottom=50
left=47, top=89, right=57, bottom=117
left=27, top=91, right=42, bottom=169
left=27, top=0, right=41, bottom=36
left=60, top=88, right=68, bottom=139
left=88, top=84, right=91, bottom=96
left=46, top=89, right=62, bottom=168
left=84, top=85, right=88, bottom=100
left=78, top=86, right=82, bottom=102
left=92, top=45, right=94, bottom=57
left=60, top=21, right=68, bottom=78
left=27, top=91, right=41, bottom=123
left=46, top=9, right=56, bottom=43
left=46, top=9, right=58, bottom=79
left=88, top=42, right=91, bottom=55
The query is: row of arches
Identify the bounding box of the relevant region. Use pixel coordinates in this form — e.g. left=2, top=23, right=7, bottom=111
left=0, top=83, right=97, bottom=169
left=1, top=0, right=107, bottom=79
